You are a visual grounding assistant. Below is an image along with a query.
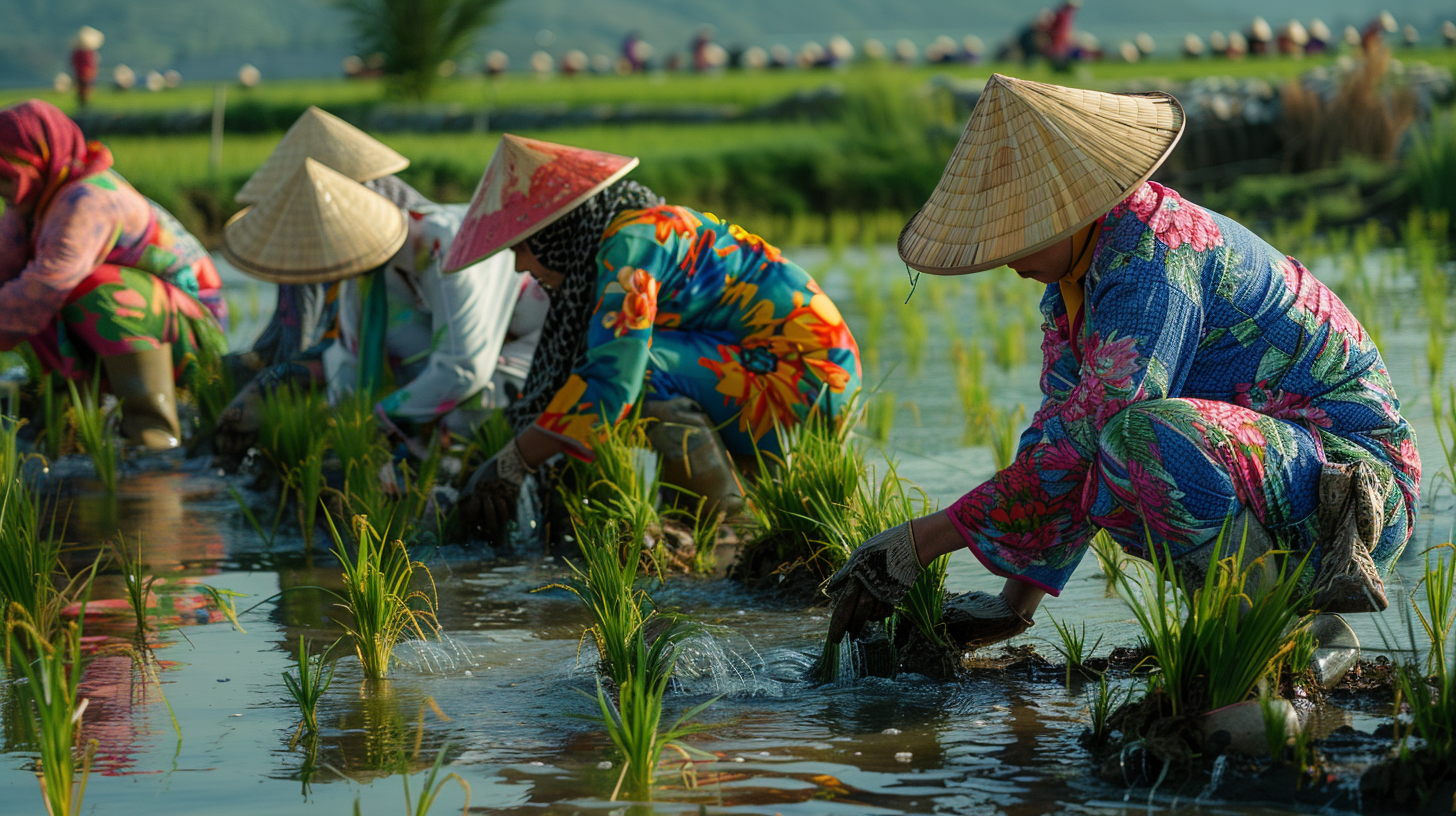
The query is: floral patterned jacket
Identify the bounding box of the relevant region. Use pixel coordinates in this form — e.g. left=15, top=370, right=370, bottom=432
left=536, top=205, right=860, bottom=457
left=948, top=181, right=1420, bottom=593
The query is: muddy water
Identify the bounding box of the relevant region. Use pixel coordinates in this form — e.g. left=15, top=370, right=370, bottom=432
left=0, top=249, right=1447, bottom=815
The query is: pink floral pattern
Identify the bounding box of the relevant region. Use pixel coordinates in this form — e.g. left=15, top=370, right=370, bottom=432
left=947, top=182, right=1418, bottom=596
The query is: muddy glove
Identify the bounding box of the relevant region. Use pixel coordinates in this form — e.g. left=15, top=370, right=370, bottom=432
left=941, top=591, right=1034, bottom=648
left=458, top=439, right=533, bottom=544
left=824, top=522, right=922, bottom=643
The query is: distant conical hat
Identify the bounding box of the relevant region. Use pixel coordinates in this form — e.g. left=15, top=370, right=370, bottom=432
left=443, top=134, right=637, bottom=272
left=234, top=106, right=409, bottom=203
left=73, top=26, right=104, bottom=50
left=223, top=158, right=407, bottom=284
left=898, top=74, right=1185, bottom=276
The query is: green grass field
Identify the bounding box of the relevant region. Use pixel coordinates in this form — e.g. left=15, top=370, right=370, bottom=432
left=8, top=48, right=1456, bottom=118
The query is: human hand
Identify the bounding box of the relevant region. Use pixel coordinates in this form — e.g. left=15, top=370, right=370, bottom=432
left=214, top=379, right=265, bottom=459
left=824, top=522, right=922, bottom=644
left=941, top=591, right=1035, bottom=648
left=457, top=438, right=533, bottom=543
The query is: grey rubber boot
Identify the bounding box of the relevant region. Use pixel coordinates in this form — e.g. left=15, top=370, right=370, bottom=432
left=102, top=343, right=181, bottom=450
left=641, top=398, right=745, bottom=521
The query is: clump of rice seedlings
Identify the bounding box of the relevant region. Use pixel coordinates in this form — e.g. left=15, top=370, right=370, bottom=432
left=283, top=636, right=337, bottom=742
left=897, top=553, right=950, bottom=648
left=184, top=342, right=234, bottom=441
left=952, top=341, right=992, bottom=446
left=549, top=513, right=686, bottom=686
left=288, top=439, right=327, bottom=550
left=862, top=391, right=895, bottom=444
left=1111, top=531, right=1311, bottom=716
left=66, top=376, right=116, bottom=493
left=0, top=424, right=68, bottom=636
left=258, top=385, right=331, bottom=544
left=1430, top=385, right=1456, bottom=500
left=896, top=301, right=927, bottom=375
left=109, top=534, right=159, bottom=640
left=327, top=390, right=389, bottom=510
left=988, top=403, right=1026, bottom=471
left=465, top=408, right=514, bottom=470
left=594, top=635, right=714, bottom=801
left=684, top=496, right=723, bottom=575
left=992, top=317, right=1027, bottom=372
left=1048, top=617, right=1104, bottom=688
left=1391, top=545, right=1455, bottom=775
left=742, top=412, right=863, bottom=580
left=7, top=614, right=99, bottom=816
left=809, top=464, right=933, bottom=682
left=1085, top=675, right=1133, bottom=747
left=1260, top=690, right=1293, bottom=762
left=569, top=415, right=662, bottom=558
left=327, top=514, right=440, bottom=681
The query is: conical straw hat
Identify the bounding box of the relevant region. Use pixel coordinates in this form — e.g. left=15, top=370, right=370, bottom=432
left=443, top=134, right=637, bottom=272
left=223, top=158, right=407, bottom=284
left=73, top=26, right=104, bottom=50
left=234, top=106, right=409, bottom=203
left=898, top=74, right=1185, bottom=276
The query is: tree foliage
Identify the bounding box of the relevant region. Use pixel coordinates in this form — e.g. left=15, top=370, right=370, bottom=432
left=332, top=0, right=504, bottom=99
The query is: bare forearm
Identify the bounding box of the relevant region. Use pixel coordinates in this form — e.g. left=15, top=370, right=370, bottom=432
left=514, top=423, right=566, bottom=468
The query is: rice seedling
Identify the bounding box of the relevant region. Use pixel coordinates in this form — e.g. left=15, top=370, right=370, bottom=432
left=195, top=585, right=248, bottom=632
left=282, top=636, right=337, bottom=741
left=952, top=341, right=992, bottom=446
left=7, top=613, right=99, bottom=816
left=988, top=403, right=1026, bottom=471
left=109, top=534, right=159, bottom=640
left=185, top=341, right=234, bottom=441
left=896, top=301, right=928, bottom=375
left=593, top=634, right=715, bottom=801
left=1048, top=616, right=1104, bottom=688
left=1110, top=527, right=1312, bottom=715
left=1389, top=546, right=1456, bottom=775
left=567, top=415, right=662, bottom=556
left=465, top=408, right=514, bottom=469
left=401, top=739, right=471, bottom=816
left=37, top=372, right=67, bottom=462
left=257, top=383, right=329, bottom=474
left=327, top=514, right=440, bottom=681
left=685, top=495, right=723, bottom=575
left=848, top=261, right=884, bottom=375
left=993, top=317, right=1027, bottom=372
left=897, top=553, right=951, bottom=648
left=0, top=434, right=61, bottom=634
left=743, top=411, right=864, bottom=578
left=66, top=375, right=116, bottom=493
left=862, top=390, right=895, bottom=444
left=1260, top=690, right=1293, bottom=762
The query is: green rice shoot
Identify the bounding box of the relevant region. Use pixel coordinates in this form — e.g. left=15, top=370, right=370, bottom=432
left=326, top=514, right=440, bottom=681
left=66, top=375, right=117, bottom=493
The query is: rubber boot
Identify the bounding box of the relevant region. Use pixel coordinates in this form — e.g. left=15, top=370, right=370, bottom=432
left=102, top=344, right=181, bottom=450
left=641, top=398, right=745, bottom=522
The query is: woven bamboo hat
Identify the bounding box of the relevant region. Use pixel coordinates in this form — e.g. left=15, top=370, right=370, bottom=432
left=73, top=26, right=104, bottom=50
left=443, top=134, right=637, bottom=272
left=223, top=158, right=408, bottom=284
left=234, top=106, right=409, bottom=203
left=898, top=74, right=1185, bottom=276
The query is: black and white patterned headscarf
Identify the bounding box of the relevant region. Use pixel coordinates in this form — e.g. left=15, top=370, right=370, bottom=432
left=505, top=179, right=663, bottom=431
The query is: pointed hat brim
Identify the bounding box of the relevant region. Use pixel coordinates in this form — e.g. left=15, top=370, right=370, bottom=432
left=898, top=74, right=1185, bottom=276
left=442, top=134, right=638, bottom=273
left=234, top=106, right=410, bottom=204
left=223, top=157, right=408, bottom=284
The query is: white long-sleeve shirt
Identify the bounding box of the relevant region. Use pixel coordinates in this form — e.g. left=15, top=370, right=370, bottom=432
left=323, top=203, right=544, bottom=431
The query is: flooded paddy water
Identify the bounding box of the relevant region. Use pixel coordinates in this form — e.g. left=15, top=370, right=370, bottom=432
left=1, top=243, right=1453, bottom=815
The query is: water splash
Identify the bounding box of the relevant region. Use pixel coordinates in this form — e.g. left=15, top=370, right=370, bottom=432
left=508, top=474, right=544, bottom=552
left=669, top=630, right=815, bottom=698
left=391, top=633, right=481, bottom=674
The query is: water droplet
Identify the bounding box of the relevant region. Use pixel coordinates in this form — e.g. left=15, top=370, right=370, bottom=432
left=596, top=760, right=613, bottom=770
left=895, top=752, right=913, bottom=762
left=881, top=727, right=901, bottom=735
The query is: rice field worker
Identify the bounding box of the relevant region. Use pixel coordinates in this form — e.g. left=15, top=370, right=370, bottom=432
left=218, top=156, right=535, bottom=454
left=448, top=135, right=863, bottom=540
left=826, top=75, right=1420, bottom=651
left=0, top=99, right=227, bottom=450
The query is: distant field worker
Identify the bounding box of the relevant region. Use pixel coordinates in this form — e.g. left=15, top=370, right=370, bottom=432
left=827, top=75, right=1419, bottom=649
left=449, top=135, right=862, bottom=538
left=0, top=99, right=226, bottom=449
left=70, top=26, right=103, bottom=106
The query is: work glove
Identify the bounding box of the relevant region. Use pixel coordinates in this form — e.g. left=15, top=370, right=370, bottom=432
left=941, top=591, right=1035, bottom=648
left=824, top=522, right=922, bottom=644
left=457, top=438, right=533, bottom=544
left=214, top=379, right=265, bottom=460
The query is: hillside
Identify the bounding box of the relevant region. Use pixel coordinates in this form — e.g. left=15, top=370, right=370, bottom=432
left=1, top=0, right=1450, bottom=85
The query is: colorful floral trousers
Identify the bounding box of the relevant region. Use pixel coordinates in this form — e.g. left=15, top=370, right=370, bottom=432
left=1083, top=398, right=1411, bottom=589
left=27, top=264, right=227, bottom=387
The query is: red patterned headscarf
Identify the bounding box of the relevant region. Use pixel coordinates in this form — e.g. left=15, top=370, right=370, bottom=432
left=0, top=99, right=113, bottom=220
